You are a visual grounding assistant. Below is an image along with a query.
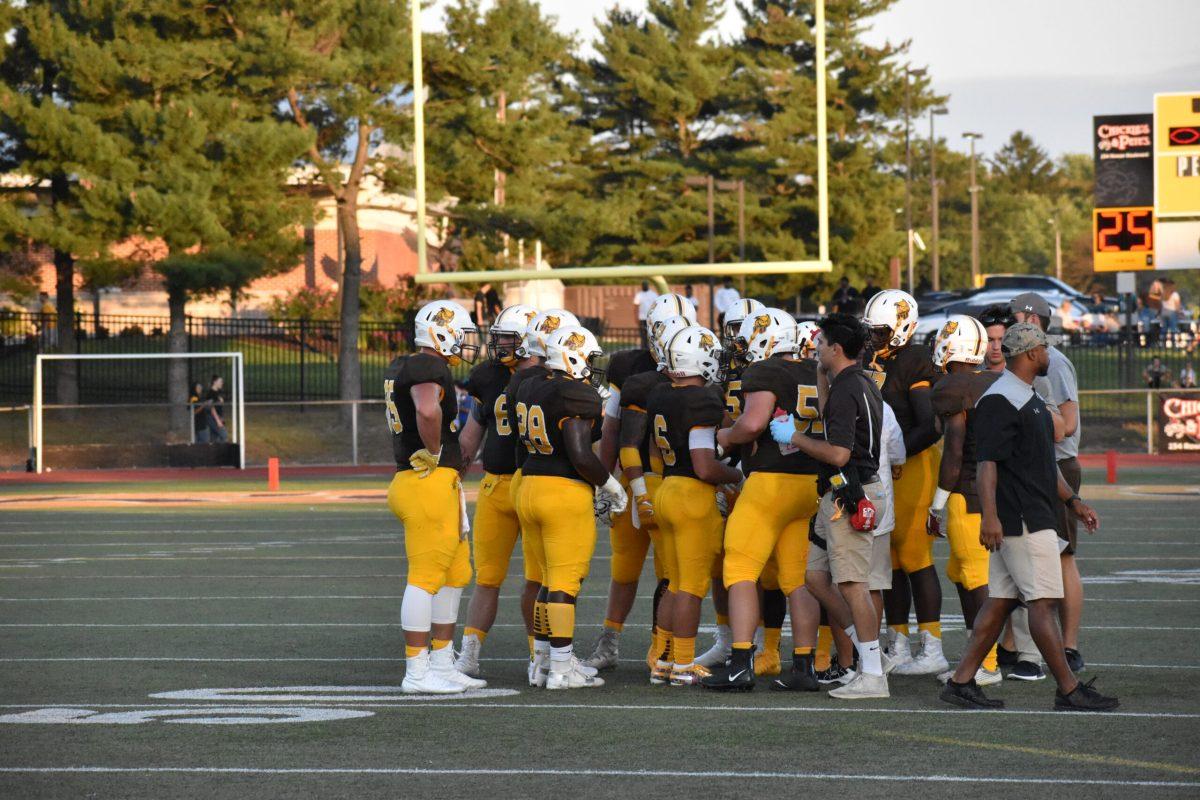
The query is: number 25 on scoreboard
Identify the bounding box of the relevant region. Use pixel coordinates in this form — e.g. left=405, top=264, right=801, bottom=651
left=1093, top=207, right=1155, bottom=272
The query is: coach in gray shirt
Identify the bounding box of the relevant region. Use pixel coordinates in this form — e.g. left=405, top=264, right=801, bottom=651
left=1010, top=292, right=1086, bottom=673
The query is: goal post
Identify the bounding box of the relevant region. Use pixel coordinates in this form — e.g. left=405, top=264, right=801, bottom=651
left=32, top=352, right=245, bottom=474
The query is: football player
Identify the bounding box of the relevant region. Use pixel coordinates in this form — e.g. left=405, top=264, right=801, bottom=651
left=702, top=309, right=822, bottom=692
left=387, top=300, right=487, bottom=695
left=926, top=315, right=1003, bottom=687
left=455, top=304, right=539, bottom=677
left=863, top=290, right=946, bottom=675
left=514, top=325, right=627, bottom=689
left=584, top=295, right=696, bottom=672
left=645, top=325, right=743, bottom=685
left=695, top=297, right=765, bottom=668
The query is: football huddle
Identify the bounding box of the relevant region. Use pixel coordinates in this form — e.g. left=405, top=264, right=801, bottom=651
left=383, top=289, right=1119, bottom=712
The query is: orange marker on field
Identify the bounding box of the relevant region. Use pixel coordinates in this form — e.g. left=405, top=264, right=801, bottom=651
left=1106, top=450, right=1117, bottom=485
left=268, top=457, right=280, bottom=492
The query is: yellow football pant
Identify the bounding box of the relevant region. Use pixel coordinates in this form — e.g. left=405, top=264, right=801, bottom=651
left=472, top=472, right=522, bottom=589
left=723, top=472, right=818, bottom=594
left=388, top=467, right=471, bottom=594
left=655, top=476, right=723, bottom=598
left=507, top=470, right=543, bottom=584
left=946, top=492, right=989, bottom=591
left=891, top=445, right=940, bottom=573
left=515, top=475, right=596, bottom=595
left=609, top=473, right=664, bottom=583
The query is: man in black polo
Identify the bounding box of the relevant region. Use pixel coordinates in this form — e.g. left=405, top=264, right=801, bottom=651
left=940, top=323, right=1118, bottom=712
left=770, top=313, right=889, bottom=699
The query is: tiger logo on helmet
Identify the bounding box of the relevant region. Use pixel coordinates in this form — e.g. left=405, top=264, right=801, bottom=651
left=520, top=309, right=580, bottom=360
left=751, top=314, right=772, bottom=338
left=562, top=331, right=587, bottom=350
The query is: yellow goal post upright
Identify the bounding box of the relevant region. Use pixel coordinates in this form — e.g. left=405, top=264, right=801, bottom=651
left=407, top=0, right=832, bottom=288
left=31, top=351, right=245, bottom=474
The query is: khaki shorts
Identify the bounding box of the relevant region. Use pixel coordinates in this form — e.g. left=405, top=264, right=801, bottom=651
left=869, top=532, right=892, bottom=591
left=988, top=527, right=1065, bottom=602
left=813, top=481, right=890, bottom=585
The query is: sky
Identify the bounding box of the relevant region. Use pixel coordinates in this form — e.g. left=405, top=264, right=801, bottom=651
left=424, top=0, right=1200, bottom=159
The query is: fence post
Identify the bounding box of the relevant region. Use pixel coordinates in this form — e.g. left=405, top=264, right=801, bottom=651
left=351, top=401, right=359, bottom=466
left=1146, top=390, right=1153, bottom=455
left=299, top=319, right=307, bottom=403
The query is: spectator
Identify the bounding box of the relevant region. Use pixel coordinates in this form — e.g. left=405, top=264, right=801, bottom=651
left=861, top=277, right=881, bottom=304
left=831, top=277, right=859, bottom=315
left=473, top=283, right=501, bottom=327
left=205, top=375, right=228, bottom=443
left=1144, top=357, right=1170, bottom=389
left=1162, top=280, right=1182, bottom=342
left=713, top=277, right=740, bottom=327
left=36, top=291, right=56, bottom=348
left=633, top=281, right=659, bottom=346
left=1179, top=361, right=1196, bottom=389
left=189, top=382, right=211, bottom=443
left=454, top=380, right=475, bottom=431
left=683, top=283, right=700, bottom=312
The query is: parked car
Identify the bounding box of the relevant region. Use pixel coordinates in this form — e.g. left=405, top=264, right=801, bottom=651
left=914, top=294, right=1097, bottom=347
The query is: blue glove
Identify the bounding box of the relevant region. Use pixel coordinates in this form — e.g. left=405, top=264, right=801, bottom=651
left=769, top=414, right=797, bottom=446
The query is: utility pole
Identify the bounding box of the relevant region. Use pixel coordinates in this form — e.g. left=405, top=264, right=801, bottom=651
left=904, top=67, right=926, bottom=294
left=1049, top=217, right=1062, bottom=281
left=737, top=179, right=746, bottom=298
left=930, top=108, right=948, bottom=292
left=706, top=174, right=715, bottom=330
left=963, top=132, right=983, bottom=288
left=685, top=174, right=744, bottom=329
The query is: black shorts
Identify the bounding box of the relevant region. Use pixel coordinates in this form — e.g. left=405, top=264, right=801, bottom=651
left=1053, top=456, right=1082, bottom=555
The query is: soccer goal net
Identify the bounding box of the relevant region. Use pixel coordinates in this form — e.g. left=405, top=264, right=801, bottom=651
left=31, top=352, right=245, bottom=473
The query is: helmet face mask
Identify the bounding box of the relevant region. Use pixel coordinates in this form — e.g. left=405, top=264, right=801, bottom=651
left=490, top=305, right=538, bottom=365
left=720, top=298, right=766, bottom=351
left=650, top=315, right=690, bottom=366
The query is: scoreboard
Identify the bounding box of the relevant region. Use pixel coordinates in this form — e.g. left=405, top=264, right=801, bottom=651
left=1092, top=115, right=1155, bottom=272
left=1093, top=207, right=1154, bottom=271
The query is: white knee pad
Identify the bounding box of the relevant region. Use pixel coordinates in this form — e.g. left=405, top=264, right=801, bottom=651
left=431, top=585, right=463, bottom=625
left=401, top=584, right=433, bottom=632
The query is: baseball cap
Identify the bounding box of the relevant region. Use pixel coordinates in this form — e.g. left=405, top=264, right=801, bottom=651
left=1001, top=322, right=1048, bottom=357
left=1010, top=292, right=1052, bottom=320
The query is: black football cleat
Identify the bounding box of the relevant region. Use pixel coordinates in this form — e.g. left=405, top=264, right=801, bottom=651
left=1055, top=677, right=1118, bottom=712
left=939, top=678, right=1005, bottom=710
left=1064, top=648, right=1085, bottom=673
left=701, top=652, right=756, bottom=692
left=771, top=654, right=820, bottom=692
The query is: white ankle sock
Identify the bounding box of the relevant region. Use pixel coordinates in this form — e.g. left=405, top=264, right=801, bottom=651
left=859, top=639, right=883, bottom=676
left=551, top=644, right=573, bottom=667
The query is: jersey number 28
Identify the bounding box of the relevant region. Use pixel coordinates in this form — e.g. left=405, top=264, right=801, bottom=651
left=515, top=402, right=553, bottom=455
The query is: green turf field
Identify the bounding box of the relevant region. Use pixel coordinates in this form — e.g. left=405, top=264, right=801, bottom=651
left=1, top=470, right=1198, bottom=799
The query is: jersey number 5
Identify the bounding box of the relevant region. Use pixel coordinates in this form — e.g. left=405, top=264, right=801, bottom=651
left=652, top=414, right=676, bottom=467
left=794, top=385, right=823, bottom=434
left=515, top=402, right=553, bottom=455
left=383, top=379, right=403, bottom=434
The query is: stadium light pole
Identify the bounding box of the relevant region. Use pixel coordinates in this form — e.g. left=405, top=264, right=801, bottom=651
left=411, top=0, right=427, bottom=274
left=929, top=107, right=948, bottom=292
left=685, top=174, right=745, bottom=328
left=1048, top=216, right=1062, bottom=281
left=904, top=67, right=927, bottom=295
left=962, top=131, right=983, bottom=288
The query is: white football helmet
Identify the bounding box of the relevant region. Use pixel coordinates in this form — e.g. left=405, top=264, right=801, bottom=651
left=650, top=315, right=692, bottom=366
left=663, top=325, right=724, bottom=384
left=796, top=320, right=821, bottom=360
left=489, top=304, right=538, bottom=365
left=413, top=300, right=479, bottom=365
left=863, top=289, right=919, bottom=352
left=932, top=314, right=988, bottom=369
left=520, top=308, right=580, bottom=359
left=721, top=297, right=767, bottom=349
left=545, top=325, right=604, bottom=384
left=646, top=293, right=698, bottom=340
left=737, top=307, right=798, bottom=363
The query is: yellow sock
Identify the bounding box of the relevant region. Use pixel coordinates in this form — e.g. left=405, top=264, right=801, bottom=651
left=793, top=646, right=814, bottom=656
left=431, top=638, right=450, bottom=651
left=650, top=626, right=664, bottom=657
left=604, top=619, right=624, bottom=632
left=764, top=627, right=782, bottom=655
left=463, top=626, right=487, bottom=643
left=815, top=626, right=833, bottom=670
left=547, top=602, right=575, bottom=640
left=527, top=635, right=535, bottom=657
left=918, top=621, right=941, bottom=639
left=732, top=641, right=753, bottom=650
left=405, top=644, right=424, bottom=658
left=716, top=613, right=730, bottom=627
left=889, top=623, right=910, bottom=637
left=674, top=636, right=696, bottom=667
left=983, top=642, right=999, bottom=673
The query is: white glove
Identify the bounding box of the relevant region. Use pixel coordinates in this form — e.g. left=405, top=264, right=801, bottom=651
left=715, top=489, right=729, bottom=518
left=594, top=475, right=628, bottom=518
left=926, top=488, right=950, bottom=538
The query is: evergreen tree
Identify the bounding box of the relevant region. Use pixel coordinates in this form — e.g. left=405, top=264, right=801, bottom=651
left=991, top=131, right=1058, bottom=195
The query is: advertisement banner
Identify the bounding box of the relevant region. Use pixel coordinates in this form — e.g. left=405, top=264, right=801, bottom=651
left=1159, top=393, right=1200, bottom=453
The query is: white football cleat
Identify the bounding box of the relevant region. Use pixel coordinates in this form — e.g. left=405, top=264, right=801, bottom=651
left=546, top=662, right=605, bottom=690
left=571, top=655, right=599, bottom=678
left=886, top=630, right=913, bottom=672
left=696, top=628, right=732, bottom=668
left=894, top=630, right=949, bottom=676
left=402, top=651, right=466, bottom=695
left=455, top=633, right=483, bottom=678
left=430, top=644, right=487, bottom=690
left=582, top=628, right=620, bottom=671
left=828, top=671, right=889, bottom=699
left=529, top=650, right=550, bottom=687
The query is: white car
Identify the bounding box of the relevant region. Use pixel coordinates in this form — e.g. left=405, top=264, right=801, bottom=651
left=913, top=292, right=1090, bottom=347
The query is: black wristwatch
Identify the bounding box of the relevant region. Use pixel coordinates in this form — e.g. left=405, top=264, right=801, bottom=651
left=1066, top=493, right=1082, bottom=507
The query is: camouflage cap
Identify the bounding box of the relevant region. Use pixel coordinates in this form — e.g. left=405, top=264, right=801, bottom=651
left=1001, top=321, right=1048, bottom=357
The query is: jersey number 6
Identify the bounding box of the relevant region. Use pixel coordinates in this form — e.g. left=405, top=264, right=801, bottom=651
left=383, top=379, right=403, bottom=434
